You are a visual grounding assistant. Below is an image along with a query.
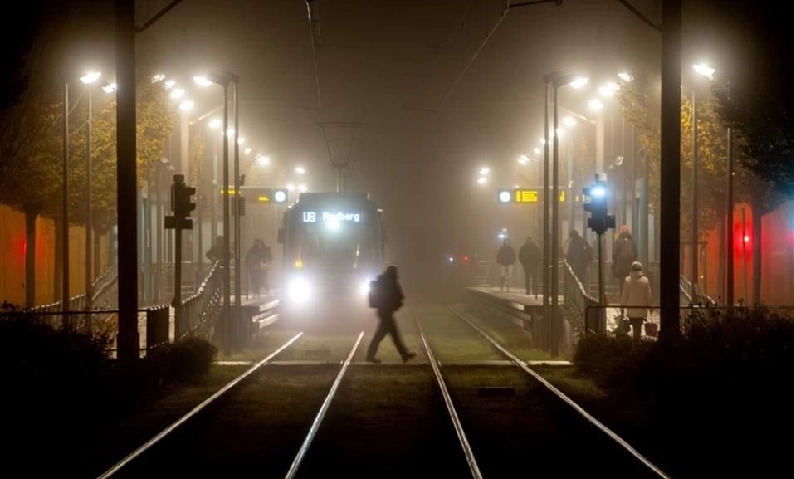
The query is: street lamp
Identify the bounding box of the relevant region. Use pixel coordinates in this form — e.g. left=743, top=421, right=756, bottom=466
left=688, top=62, right=716, bottom=299
left=194, top=71, right=240, bottom=355
left=543, top=71, right=588, bottom=357
left=178, top=99, right=194, bottom=111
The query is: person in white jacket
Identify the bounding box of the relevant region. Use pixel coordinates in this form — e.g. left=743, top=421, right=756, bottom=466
left=618, top=261, right=653, bottom=340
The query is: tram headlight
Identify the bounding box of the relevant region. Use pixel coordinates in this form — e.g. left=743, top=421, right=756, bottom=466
left=359, top=279, right=370, bottom=296
left=288, top=278, right=311, bottom=302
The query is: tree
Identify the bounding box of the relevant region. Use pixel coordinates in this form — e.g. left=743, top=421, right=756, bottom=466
left=617, top=66, right=730, bottom=246
left=620, top=65, right=786, bottom=305
left=0, top=73, right=174, bottom=308
left=136, top=76, right=175, bottom=183
left=0, top=96, right=88, bottom=308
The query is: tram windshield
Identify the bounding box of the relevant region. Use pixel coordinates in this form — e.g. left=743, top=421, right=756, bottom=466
left=291, top=218, right=375, bottom=270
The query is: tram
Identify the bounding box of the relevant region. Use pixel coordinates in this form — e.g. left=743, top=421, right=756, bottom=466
left=277, top=192, right=389, bottom=316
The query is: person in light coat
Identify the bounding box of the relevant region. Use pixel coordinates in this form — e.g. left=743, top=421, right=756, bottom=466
left=618, top=261, right=653, bottom=340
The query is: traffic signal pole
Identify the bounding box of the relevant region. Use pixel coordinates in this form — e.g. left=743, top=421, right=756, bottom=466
left=165, top=174, right=196, bottom=338
left=597, top=231, right=605, bottom=315
left=583, top=173, right=615, bottom=334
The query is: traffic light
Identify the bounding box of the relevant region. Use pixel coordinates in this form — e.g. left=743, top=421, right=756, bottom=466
left=583, top=175, right=615, bottom=235
left=273, top=188, right=288, bottom=204
left=172, top=174, right=196, bottom=219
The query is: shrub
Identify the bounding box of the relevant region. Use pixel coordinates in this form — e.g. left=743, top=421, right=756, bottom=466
left=146, top=336, right=217, bottom=385
left=573, top=333, right=656, bottom=389
left=574, top=308, right=794, bottom=477
left=0, top=307, right=118, bottom=463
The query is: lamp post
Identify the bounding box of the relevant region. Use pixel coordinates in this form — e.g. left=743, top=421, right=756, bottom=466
left=689, top=62, right=715, bottom=299
left=62, top=81, right=71, bottom=327
left=195, top=72, right=239, bottom=355
left=232, top=79, right=242, bottom=348
left=543, top=71, right=587, bottom=357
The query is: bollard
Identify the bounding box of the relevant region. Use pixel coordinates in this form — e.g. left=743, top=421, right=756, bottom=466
left=146, top=306, right=169, bottom=351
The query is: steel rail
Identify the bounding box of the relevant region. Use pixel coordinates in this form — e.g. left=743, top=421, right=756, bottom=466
left=96, top=332, right=304, bottom=479
left=448, top=306, right=671, bottom=479
left=415, top=314, right=483, bottom=479
left=283, top=331, right=364, bottom=479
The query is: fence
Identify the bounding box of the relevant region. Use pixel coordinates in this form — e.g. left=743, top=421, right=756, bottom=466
left=174, top=261, right=223, bottom=340
left=583, top=304, right=751, bottom=339
left=27, top=263, right=118, bottom=315
left=562, top=259, right=599, bottom=341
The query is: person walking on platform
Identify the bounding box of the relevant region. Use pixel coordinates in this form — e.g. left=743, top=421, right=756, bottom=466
left=613, top=225, right=638, bottom=296
left=496, top=238, right=516, bottom=292
left=519, top=236, right=541, bottom=297
left=618, top=261, right=653, bottom=340
left=366, top=266, right=416, bottom=364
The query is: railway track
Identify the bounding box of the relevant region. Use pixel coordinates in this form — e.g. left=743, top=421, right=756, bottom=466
left=93, top=307, right=670, bottom=479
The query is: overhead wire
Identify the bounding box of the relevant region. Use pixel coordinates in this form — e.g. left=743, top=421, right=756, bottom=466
left=440, top=0, right=512, bottom=107
left=304, top=0, right=323, bottom=110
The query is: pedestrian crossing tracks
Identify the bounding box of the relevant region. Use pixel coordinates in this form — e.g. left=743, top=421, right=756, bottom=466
left=97, top=306, right=670, bottom=479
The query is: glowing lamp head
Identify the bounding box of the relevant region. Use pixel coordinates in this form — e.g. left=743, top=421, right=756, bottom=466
left=590, top=185, right=606, bottom=198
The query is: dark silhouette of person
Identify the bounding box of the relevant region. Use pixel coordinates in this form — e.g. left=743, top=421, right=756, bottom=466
left=566, top=230, right=592, bottom=289
left=206, top=235, right=229, bottom=264
left=519, top=236, right=541, bottom=297
left=245, top=239, right=267, bottom=298
left=612, top=225, right=638, bottom=296
left=496, top=238, right=516, bottom=292
left=366, top=266, right=416, bottom=364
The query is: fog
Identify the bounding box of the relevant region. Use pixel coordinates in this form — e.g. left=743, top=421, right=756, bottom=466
left=12, top=0, right=778, bottom=303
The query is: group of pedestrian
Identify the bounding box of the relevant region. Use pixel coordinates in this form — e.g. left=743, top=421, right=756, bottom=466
left=494, top=225, right=652, bottom=339
left=206, top=235, right=273, bottom=298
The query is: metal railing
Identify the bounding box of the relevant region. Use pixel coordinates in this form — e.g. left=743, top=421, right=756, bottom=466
left=679, top=275, right=717, bottom=306
left=584, top=304, right=751, bottom=339
left=27, top=263, right=119, bottom=315
left=562, top=259, right=599, bottom=339
left=174, top=261, right=223, bottom=340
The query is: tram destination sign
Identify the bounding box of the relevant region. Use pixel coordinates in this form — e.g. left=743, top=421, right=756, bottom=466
left=302, top=211, right=361, bottom=223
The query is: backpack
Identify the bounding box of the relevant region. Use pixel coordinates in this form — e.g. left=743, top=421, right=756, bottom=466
left=618, top=238, right=636, bottom=262
left=368, top=278, right=380, bottom=308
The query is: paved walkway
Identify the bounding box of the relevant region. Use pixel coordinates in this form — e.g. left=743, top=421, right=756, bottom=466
left=468, top=286, right=562, bottom=306
left=471, top=286, right=661, bottom=339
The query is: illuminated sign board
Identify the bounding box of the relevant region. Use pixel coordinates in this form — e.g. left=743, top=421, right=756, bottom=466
left=241, top=187, right=272, bottom=203
left=515, top=188, right=539, bottom=203
left=513, top=188, right=566, bottom=203
left=302, top=212, right=361, bottom=223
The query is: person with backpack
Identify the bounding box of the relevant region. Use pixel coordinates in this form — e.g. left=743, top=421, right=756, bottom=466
left=365, top=266, right=416, bottom=364
left=612, top=225, right=638, bottom=296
